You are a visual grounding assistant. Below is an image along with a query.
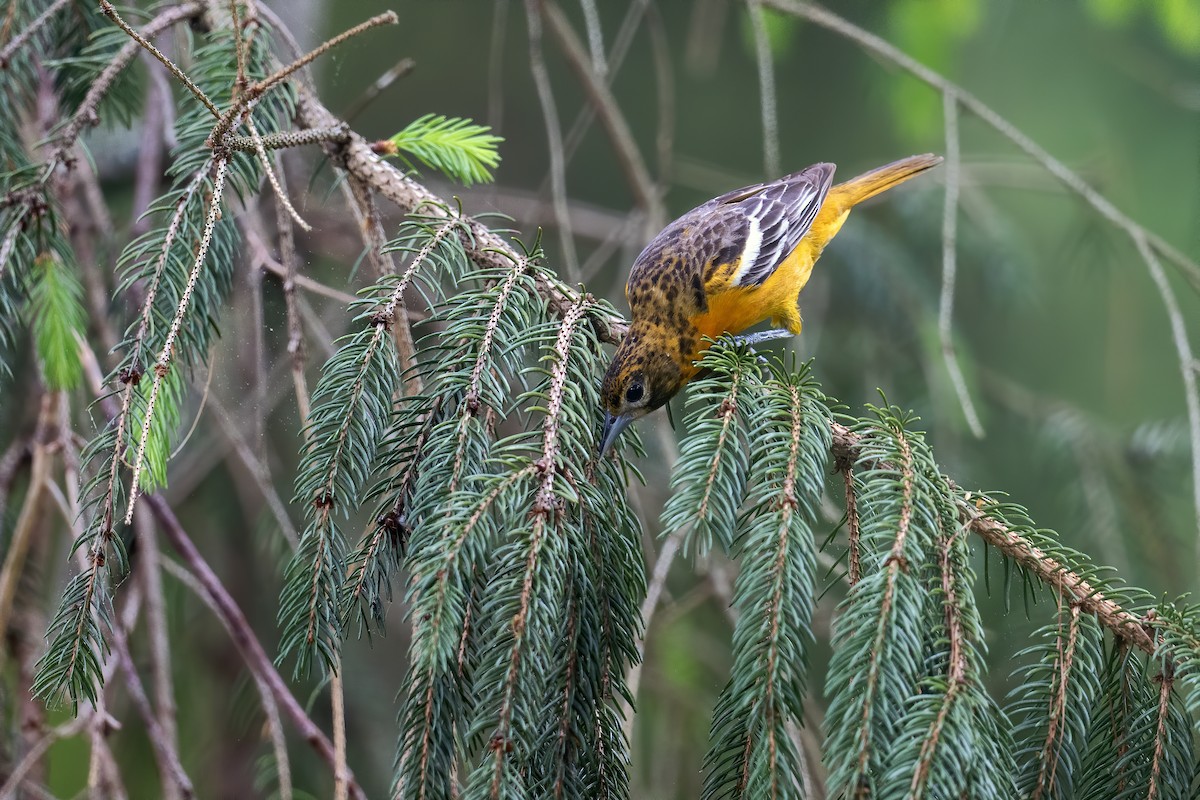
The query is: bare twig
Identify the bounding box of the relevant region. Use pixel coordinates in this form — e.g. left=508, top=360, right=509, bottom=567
left=1133, top=233, right=1200, bottom=565
left=523, top=0, right=579, bottom=279
left=133, top=510, right=182, bottom=800
left=227, top=126, right=350, bottom=153
left=108, top=614, right=194, bottom=798
left=207, top=11, right=398, bottom=146
left=542, top=1, right=662, bottom=234
left=0, top=392, right=56, bottom=652
left=763, top=0, right=1200, bottom=296
left=158, top=560, right=295, bottom=800
left=99, top=0, right=219, bottom=118
left=747, top=1, right=780, bottom=177
left=145, top=495, right=367, bottom=800
left=343, top=57, right=415, bottom=123
left=938, top=93, right=985, bottom=438
left=331, top=670, right=350, bottom=800
left=578, top=0, right=606, bottom=77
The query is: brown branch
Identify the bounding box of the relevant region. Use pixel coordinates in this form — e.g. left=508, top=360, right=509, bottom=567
left=830, top=422, right=1155, bottom=653
left=541, top=0, right=661, bottom=224
left=144, top=494, right=366, bottom=800
left=108, top=616, right=194, bottom=798
left=206, top=11, right=398, bottom=147
left=841, top=464, right=860, bottom=587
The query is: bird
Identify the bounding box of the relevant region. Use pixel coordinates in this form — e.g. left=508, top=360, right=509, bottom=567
left=598, top=153, right=943, bottom=456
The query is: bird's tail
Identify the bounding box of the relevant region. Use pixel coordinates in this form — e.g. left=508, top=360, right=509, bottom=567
left=834, top=153, right=943, bottom=207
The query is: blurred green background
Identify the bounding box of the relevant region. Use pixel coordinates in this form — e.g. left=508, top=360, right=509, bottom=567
left=19, top=0, right=1200, bottom=796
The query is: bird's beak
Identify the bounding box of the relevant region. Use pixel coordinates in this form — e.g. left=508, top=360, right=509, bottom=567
left=599, top=411, right=634, bottom=458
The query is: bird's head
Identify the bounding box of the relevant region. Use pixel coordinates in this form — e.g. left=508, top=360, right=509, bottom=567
left=598, top=331, right=684, bottom=457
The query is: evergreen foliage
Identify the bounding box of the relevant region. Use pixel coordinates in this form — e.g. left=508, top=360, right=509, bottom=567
left=3, top=1, right=1200, bottom=797
left=387, top=114, right=504, bottom=186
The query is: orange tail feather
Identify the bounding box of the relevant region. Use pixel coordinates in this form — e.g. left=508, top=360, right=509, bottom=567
left=832, top=153, right=943, bottom=207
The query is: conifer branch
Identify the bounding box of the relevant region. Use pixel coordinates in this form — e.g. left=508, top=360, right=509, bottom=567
left=1033, top=603, right=1082, bottom=799
left=486, top=299, right=592, bottom=794
left=829, top=422, right=1156, bottom=654
left=0, top=0, right=72, bottom=67
left=126, top=156, right=230, bottom=522
left=907, top=522, right=969, bottom=797
left=54, top=2, right=205, bottom=161
left=1147, top=656, right=1173, bottom=800
left=841, top=463, right=861, bottom=586
left=228, top=126, right=349, bottom=152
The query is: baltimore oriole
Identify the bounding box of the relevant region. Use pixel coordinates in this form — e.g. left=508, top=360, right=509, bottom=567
left=599, top=154, right=943, bottom=455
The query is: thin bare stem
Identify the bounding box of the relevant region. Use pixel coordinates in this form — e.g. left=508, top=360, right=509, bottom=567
left=0, top=715, right=91, bottom=799
left=228, top=126, right=350, bottom=153
left=524, top=0, right=579, bottom=279
left=938, top=93, right=984, bottom=438
left=207, top=11, right=398, bottom=146
left=145, top=495, right=366, bottom=800
left=0, top=0, right=70, bottom=65
left=331, top=670, right=349, bottom=800
left=343, top=57, right=416, bottom=123
left=748, top=0, right=780, bottom=176
left=1133, top=233, right=1200, bottom=566
left=109, top=615, right=194, bottom=798
left=99, top=0, right=219, bottom=118
left=245, top=116, right=313, bottom=230
left=578, top=0, right=606, bottom=76
left=763, top=0, right=1200, bottom=296
left=133, top=510, right=181, bottom=800
left=273, top=152, right=313, bottom=422
left=0, top=392, right=55, bottom=656
left=542, top=1, right=661, bottom=231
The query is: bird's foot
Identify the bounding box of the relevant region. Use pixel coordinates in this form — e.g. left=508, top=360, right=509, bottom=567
left=732, top=329, right=793, bottom=348
left=731, top=329, right=793, bottom=364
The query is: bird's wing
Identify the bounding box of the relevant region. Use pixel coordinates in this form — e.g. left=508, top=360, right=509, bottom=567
left=625, top=163, right=835, bottom=310
left=720, top=163, right=835, bottom=288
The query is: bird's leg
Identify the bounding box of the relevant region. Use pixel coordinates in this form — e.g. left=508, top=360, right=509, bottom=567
left=732, top=329, right=793, bottom=348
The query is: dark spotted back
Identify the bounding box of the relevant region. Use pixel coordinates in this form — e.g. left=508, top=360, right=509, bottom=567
left=625, top=163, right=836, bottom=314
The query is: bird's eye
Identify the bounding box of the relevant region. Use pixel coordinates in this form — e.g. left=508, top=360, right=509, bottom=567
left=625, top=382, right=644, bottom=404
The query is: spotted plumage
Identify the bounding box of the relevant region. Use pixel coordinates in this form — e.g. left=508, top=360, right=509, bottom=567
left=599, top=154, right=943, bottom=455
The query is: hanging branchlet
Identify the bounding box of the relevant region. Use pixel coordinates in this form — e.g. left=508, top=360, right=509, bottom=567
left=34, top=21, right=292, bottom=709
left=459, top=297, right=598, bottom=800
left=340, top=214, right=487, bottom=631
left=536, top=301, right=645, bottom=800
left=279, top=215, right=463, bottom=677
left=702, top=359, right=830, bottom=800
left=823, top=405, right=941, bottom=798
left=1008, top=599, right=1105, bottom=798
left=891, top=476, right=1015, bottom=799
left=660, top=338, right=761, bottom=556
